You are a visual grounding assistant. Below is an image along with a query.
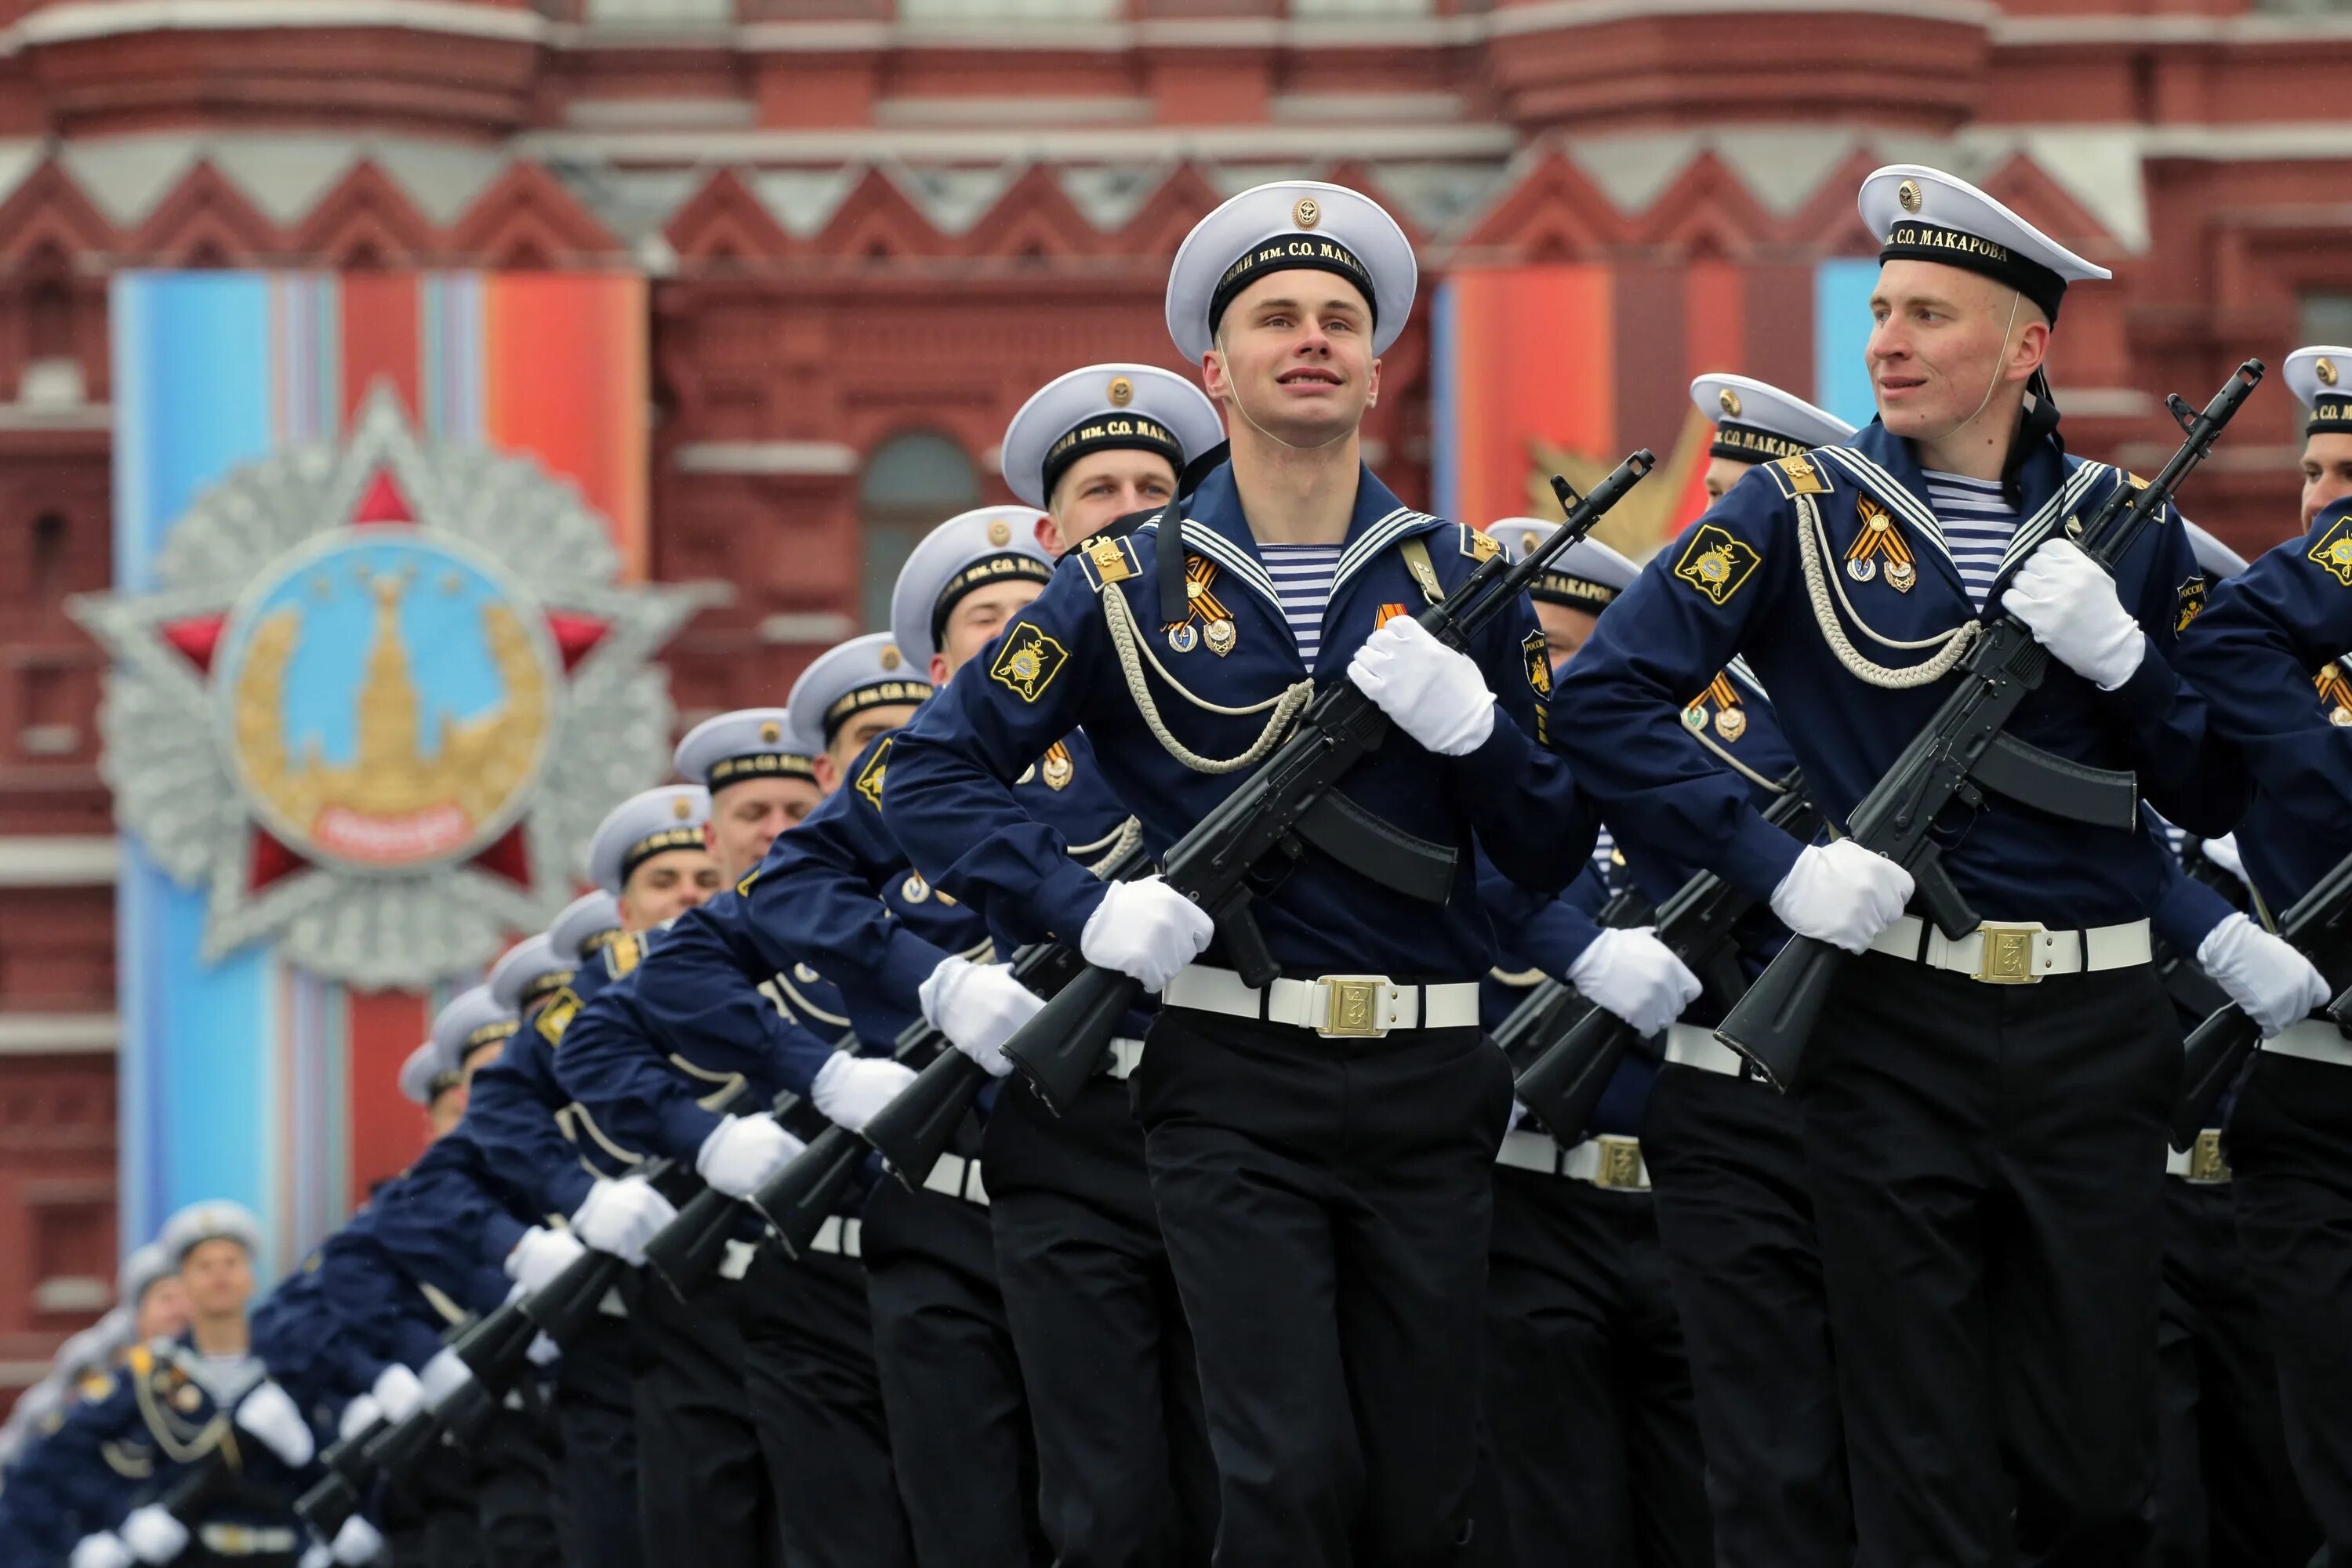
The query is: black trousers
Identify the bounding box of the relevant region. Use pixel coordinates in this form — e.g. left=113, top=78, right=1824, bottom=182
left=2228, top=1053, right=2352, bottom=1564
left=473, top=1387, right=564, bottom=1568
left=1482, top=1160, right=1712, bottom=1568
left=1642, top=1063, right=1853, bottom=1566
left=2149, top=1172, right=2318, bottom=1567
left=986, top=1077, right=1218, bottom=1568
left=1799, top=952, right=2175, bottom=1567
left=554, top=1312, right=646, bottom=1568
left=1134, top=1007, right=1513, bottom=1568
left=383, top=1434, right=483, bottom=1568
left=630, top=1265, right=781, bottom=1568
left=739, top=1243, right=917, bottom=1568
left=862, top=1174, right=1048, bottom=1568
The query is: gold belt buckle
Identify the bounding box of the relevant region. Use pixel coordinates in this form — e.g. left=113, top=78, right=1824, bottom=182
left=1318, top=975, right=1396, bottom=1037
left=2189, top=1128, right=2231, bottom=1183
left=1973, top=920, right=2047, bottom=985
left=1594, top=1135, right=1646, bottom=1189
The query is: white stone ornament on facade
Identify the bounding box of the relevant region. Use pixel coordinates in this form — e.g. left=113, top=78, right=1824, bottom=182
left=71, top=387, right=720, bottom=989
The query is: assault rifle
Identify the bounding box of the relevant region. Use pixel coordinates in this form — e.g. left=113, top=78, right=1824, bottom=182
left=1000, top=452, right=1659, bottom=1112
left=298, top=1083, right=751, bottom=1537
left=1718, top=363, right=2265, bottom=1087
left=863, top=838, right=1152, bottom=1187
left=2173, top=843, right=2352, bottom=1148
left=1512, top=774, right=1817, bottom=1132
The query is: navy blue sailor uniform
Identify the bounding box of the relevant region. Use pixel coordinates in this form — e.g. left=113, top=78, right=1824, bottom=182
left=885, top=459, right=1595, bottom=1565
left=746, top=735, right=1054, bottom=1568
left=551, top=901, right=913, bottom=1568
left=2175, top=495, right=2352, bottom=1559
left=1554, top=417, right=2245, bottom=1564
left=1473, top=851, right=1714, bottom=1568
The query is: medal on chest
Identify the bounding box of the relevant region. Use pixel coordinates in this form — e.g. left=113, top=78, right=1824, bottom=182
left=1164, top=557, right=1238, bottom=657
left=1846, top=494, right=1916, bottom=592
left=2317, top=661, right=2352, bottom=728
left=1685, top=671, right=1747, bottom=742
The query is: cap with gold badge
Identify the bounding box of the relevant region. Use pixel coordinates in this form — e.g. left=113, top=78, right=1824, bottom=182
left=1000, top=364, right=1226, bottom=511
left=430, top=985, right=517, bottom=1069
left=1487, top=520, right=1639, bottom=615
left=548, top=889, right=624, bottom=964
left=2285, top=345, right=2352, bottom=437
left=784, top=632, right=933, bottom=754
left=398, top=1040, right=459, bottom=1108
left=587, top=785, right=710, bottom=897
left=1691, top=373, right=1857, bottom=466
left=159, top=1200, right=263, bottom=1268
left=1858, top=164, right=2110, bottom=324
left=1165, top=180, right=1417, bottom=362
left=674, top=708, right=815, bottom=797
left=890, top=506, right=1058, bottom=672
left=487, top=932, right=572, bottom=1017
left=118, top=1241, right=176, bottom=1310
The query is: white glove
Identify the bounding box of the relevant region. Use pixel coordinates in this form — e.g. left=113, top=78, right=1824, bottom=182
left=503, top=1225, right=586, bottom=1298
left=336, top=1393, right=382, bottom=1444
left=1566, top=927, right=1704, bottom=1039
left=812, top=1051, right=920, bottom=1134
left=234, top=1379, right=314, bottom=1468
left=1998, top=539, right=2145, bottom=691
left=694, top=1114, right=806, bottom=1200
left=2198, top=912, right=2331, bottom=1038
left=1769, top=840, right=1915, bottom=954
left=118, top=1504, right=188, bottom=1564
left=1506, top=1100, right=1530, bottom=1134
left=418, top=1347, right=474, bottom=1411
left=2201, top=833, right=2249, bottom=887
left=71, top=1534, right=136, bottom=1568
left=527, top=1333, right=560, bottom=1367
left=1346, top=616, right=1497, bottom=756
left=570, top=1177, right=679, bottom=1267
left=918, top=956, right=1043, bottom=1077
left=302, top=1545, right=335, bottom=1568
left=370, top=1363, right=423, bottom=1425
left=331, top=1516, right=387, bottom=1566
left=1080, top=877, right=1215, bottom=993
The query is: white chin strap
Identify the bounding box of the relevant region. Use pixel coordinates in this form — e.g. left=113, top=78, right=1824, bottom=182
left=1214, top=328, right=1358, bottom=454
left=1918, top=289, right=2026, bottom=453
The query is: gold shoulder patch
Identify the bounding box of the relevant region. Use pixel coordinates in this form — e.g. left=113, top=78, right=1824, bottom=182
left=735, top=868, right=758, bottom=899
left=80, top=1371, right=115, bottom=1402
left=1461, top=525, right=1501, bottom=563
left=127, top=1345, right=154, bottom=1377
left=2174, top=574, right=2207, bottom=633
left=1078, top=535, right=1141, bottom=592
left=1522, top=628, right=1553, bottom=699
left=536, top=986, right=582, bottom=1047
left=602, top=931, right=642, bottom=981
left=989, top=621, right=1069, bottom=704
left=1762, top=453, right=1831, bottom=499
left=854, top=736, right=894, bottom=811
left=1673, top=524, right=1762, bottom=607
left=2307, top=513, right=2352, bottom=586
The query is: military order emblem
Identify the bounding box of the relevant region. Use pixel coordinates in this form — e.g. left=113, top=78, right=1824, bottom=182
left=1897, top=179, right=1923, bottom=213
left=71, top=387, right=713, bottom=989
left=1108, top=376, right=1134, bottom=408
left=1294, top=197, right=1320, bottom=230
left=2307, top=514, right=2352, bottom=587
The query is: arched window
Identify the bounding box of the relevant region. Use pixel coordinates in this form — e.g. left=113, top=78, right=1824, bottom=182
left=859, top=431, right=978, bottom=637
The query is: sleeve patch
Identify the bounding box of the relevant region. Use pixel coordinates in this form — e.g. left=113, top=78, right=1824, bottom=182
left=2174, top=573, right=2207, bottom=633
left=853, top=736, right=894, bottom=811
left=989, top=621, right=1070, bottom=703
left=536, top=986, right=581, bottom=1047
left=1762, top=453, right=1831, bottom=499
left=1078, top=535, right=1141, bottom=591
left=602, top=931, right=641, bottom=981
left=1523, top=627, right=1554, bottom=699
left=1672, top=524, right=1763, bottom=606
left=2307, top=514, right=2352, bottom=586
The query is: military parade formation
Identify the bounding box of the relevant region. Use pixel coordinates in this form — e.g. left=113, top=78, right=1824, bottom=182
left=3, top=161, right=2351, bottom=1568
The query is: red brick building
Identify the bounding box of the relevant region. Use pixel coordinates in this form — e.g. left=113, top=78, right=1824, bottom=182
left=2, top=0, right=2349, bottom=1396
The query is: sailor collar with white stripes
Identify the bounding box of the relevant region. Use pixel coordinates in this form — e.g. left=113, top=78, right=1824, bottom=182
left=1133, top=461, right=1452, bottom=649
left=1788, top=421, right=2119, bottom=612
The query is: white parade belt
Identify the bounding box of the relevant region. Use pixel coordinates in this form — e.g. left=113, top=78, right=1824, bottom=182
left=808, top=1215, right=862, bottom=1258
left=1664, top=1022, right=1749, bottom=1078
left=924, top=1152, right=990, bottom=1207
left=1102, top=1037, right=1145, bottom=1081
left=719, top=1239, right=761, bottom=1280
left=1495, top=1130, right=1650, bottom=1191
left=1165, top=965, right=1480, bottom=1037
left=1868, top=915, right=2150, bottom=983
left=2265, top=1018, right=2352, bottom=1069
